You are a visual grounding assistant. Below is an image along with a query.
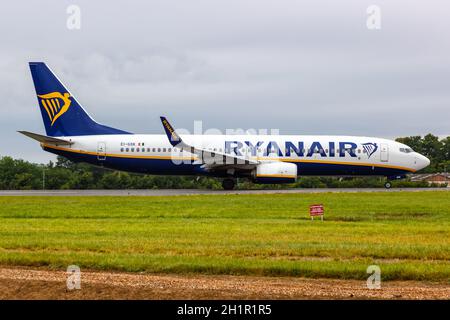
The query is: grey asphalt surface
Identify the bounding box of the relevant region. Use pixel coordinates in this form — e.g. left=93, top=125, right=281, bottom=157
left=0, top=188, right=447, bottom=196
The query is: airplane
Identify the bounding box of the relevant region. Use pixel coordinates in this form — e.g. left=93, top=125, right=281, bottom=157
left=20, top=62, right=430, bottom=190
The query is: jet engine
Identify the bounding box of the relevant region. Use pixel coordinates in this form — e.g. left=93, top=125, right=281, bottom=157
left=253, top=162, right=297, bottom=184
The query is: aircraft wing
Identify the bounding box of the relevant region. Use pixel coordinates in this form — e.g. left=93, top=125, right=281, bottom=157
left=160, top=117, right=258, bottom=168
left=18, top=131, right=74, bottom=145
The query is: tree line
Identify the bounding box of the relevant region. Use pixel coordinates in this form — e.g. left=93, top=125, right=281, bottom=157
left=0, top=134, right=448, bottom=190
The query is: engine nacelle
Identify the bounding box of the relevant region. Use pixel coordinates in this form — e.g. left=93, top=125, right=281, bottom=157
left=253, top=162, right=297, bottom=184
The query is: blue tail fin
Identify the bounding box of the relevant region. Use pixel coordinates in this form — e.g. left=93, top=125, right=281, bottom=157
left=29, top=62, right=131, bottom=137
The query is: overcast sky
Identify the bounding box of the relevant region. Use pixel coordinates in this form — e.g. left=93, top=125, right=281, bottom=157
left=1, top=0, right=449, bottom=163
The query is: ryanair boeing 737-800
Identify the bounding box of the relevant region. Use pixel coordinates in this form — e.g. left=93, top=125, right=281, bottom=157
left=20, top=62, right=430, bottom=190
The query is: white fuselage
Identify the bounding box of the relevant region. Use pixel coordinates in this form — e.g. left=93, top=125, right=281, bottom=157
left=41, top=134, right=430, bottom=178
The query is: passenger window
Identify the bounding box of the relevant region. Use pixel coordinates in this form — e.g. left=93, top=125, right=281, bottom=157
left=120, top=148, right=124, bottom=152
left=158, top=148, right=161, bottom=152
left=136, top=148, right=140, bottom=152
left=162, top=148, right=166, bottom=152
left=131, top=148, right=134, bottom=152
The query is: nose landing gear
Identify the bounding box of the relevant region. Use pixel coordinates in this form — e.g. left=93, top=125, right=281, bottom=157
left=384, top=175, right=406, bottom=189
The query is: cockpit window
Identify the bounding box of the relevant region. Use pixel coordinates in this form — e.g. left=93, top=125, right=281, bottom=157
left=399, top=147, right=413, bottom=153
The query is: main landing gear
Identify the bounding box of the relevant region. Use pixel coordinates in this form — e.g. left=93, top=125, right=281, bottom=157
left=384, top=181, right=392, bottom=189
left=222, top=179, right=236, bottom=190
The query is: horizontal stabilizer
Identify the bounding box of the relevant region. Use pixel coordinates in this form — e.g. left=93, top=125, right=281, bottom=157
left=18, top=131, right=73, bottom=145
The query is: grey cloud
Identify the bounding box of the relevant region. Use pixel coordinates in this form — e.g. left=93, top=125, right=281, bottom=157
left=0, top=0, right=449, bottom=163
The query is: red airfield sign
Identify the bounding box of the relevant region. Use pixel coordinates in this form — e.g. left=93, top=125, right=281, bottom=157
left=310, top=204, right=324, bottom=220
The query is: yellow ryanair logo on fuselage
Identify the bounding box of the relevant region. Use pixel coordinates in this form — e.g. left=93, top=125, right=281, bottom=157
left=37, top=92, right=71, bottom=126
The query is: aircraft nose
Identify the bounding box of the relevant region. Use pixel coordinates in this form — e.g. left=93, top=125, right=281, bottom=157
left=416, top=154, right=430, bottom=170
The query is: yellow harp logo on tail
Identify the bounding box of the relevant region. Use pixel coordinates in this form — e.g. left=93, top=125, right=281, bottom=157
left=37, top=92, right=71, bottom=126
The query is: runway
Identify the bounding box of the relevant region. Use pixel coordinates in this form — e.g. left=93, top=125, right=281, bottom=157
left=0, top=188, right=447, bottom=196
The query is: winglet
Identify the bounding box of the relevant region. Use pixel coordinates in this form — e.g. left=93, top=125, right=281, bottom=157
left=160, top=116, right=182, bottom=147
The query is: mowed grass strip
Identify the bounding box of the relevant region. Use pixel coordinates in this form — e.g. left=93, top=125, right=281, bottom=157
left=0, top=191, right=448, bottom=281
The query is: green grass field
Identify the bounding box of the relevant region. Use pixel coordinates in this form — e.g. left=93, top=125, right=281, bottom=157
left=0, top=191, right=449, bottom=281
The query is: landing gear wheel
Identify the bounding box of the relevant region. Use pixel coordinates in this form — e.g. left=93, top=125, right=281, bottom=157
left=222, top=179, right=235, bottom=190
left=384, top=181, right=392, bottom=189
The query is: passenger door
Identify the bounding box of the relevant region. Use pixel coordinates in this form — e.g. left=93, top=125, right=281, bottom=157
left=97, top=142, right=106, bottom=161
